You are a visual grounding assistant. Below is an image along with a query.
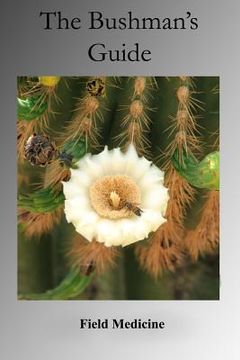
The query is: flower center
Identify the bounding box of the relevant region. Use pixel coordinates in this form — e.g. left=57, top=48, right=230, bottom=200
left=89, top=175, right=141, bottom=219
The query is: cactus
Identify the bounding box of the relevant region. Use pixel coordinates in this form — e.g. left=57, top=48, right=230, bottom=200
left=17, top=76, right=219, bottom=300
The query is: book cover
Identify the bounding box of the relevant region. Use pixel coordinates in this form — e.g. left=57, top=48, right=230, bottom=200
left=1, top=1, right=239, bottom=359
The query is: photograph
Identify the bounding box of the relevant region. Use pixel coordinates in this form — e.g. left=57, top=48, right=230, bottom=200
left=17, top=76, right=219, bottom=300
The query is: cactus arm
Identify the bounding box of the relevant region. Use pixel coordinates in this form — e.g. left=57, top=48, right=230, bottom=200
left=18, top=267, right=93, bottom=300
left=172, top=150, right=219, bottom=190
left=18, top=186, right=65, bottom=213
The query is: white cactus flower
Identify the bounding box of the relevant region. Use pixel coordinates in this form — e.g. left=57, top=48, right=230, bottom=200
left=62, top=145, right=169, bottom=247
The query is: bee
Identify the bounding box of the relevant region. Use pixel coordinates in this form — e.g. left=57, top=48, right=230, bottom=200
left=24, top=133, right=59, bottom=166
left=123, top=201, right=143, bottom=217
left=79, top=261, right=95, bottom=276
left=86, top=78, right=106, bottom=97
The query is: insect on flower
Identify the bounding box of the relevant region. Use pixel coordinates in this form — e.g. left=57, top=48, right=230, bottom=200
left=86, top=78, right=106, bottom=97
left=123, top=201, right=144, bottom=217
left=24, top=133, right=59, bottom=167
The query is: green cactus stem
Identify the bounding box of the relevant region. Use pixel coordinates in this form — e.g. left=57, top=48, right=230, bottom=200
left=17, top=95, right=48, bottom=120
left=172, top=150, right=219, bottom=190
left=59, top=138, right=87, bottom=166
left=18, top=186, right=65, bottom=213
left=19, top=267, right=93, bottom=300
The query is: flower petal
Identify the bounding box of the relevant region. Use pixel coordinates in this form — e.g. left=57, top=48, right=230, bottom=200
left=77, top=154, right=105, bottom=180
left=117, top=217, right=149, bottom=247
left=96, top=219, right=123, bottom=247
left=90, top=146, right=113, bottom=175
left=142, top=185, right=169, bottom=212
left=70, top=168, right=93, bottom=188
left=139, top=167, right=164, bottom=191
left=108, top=148, right=127, bottom=174
left=123, top=145, right=152, bottom=180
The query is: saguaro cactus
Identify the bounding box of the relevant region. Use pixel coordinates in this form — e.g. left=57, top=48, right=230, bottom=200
left=17, top=76, right=219, bottom=300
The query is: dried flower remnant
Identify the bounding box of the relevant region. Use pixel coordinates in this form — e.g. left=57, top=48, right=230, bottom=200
left=24, top=134, right=59, bottom=167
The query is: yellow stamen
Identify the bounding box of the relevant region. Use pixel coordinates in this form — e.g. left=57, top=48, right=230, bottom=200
left=109, top=191, right=121, bottom=209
